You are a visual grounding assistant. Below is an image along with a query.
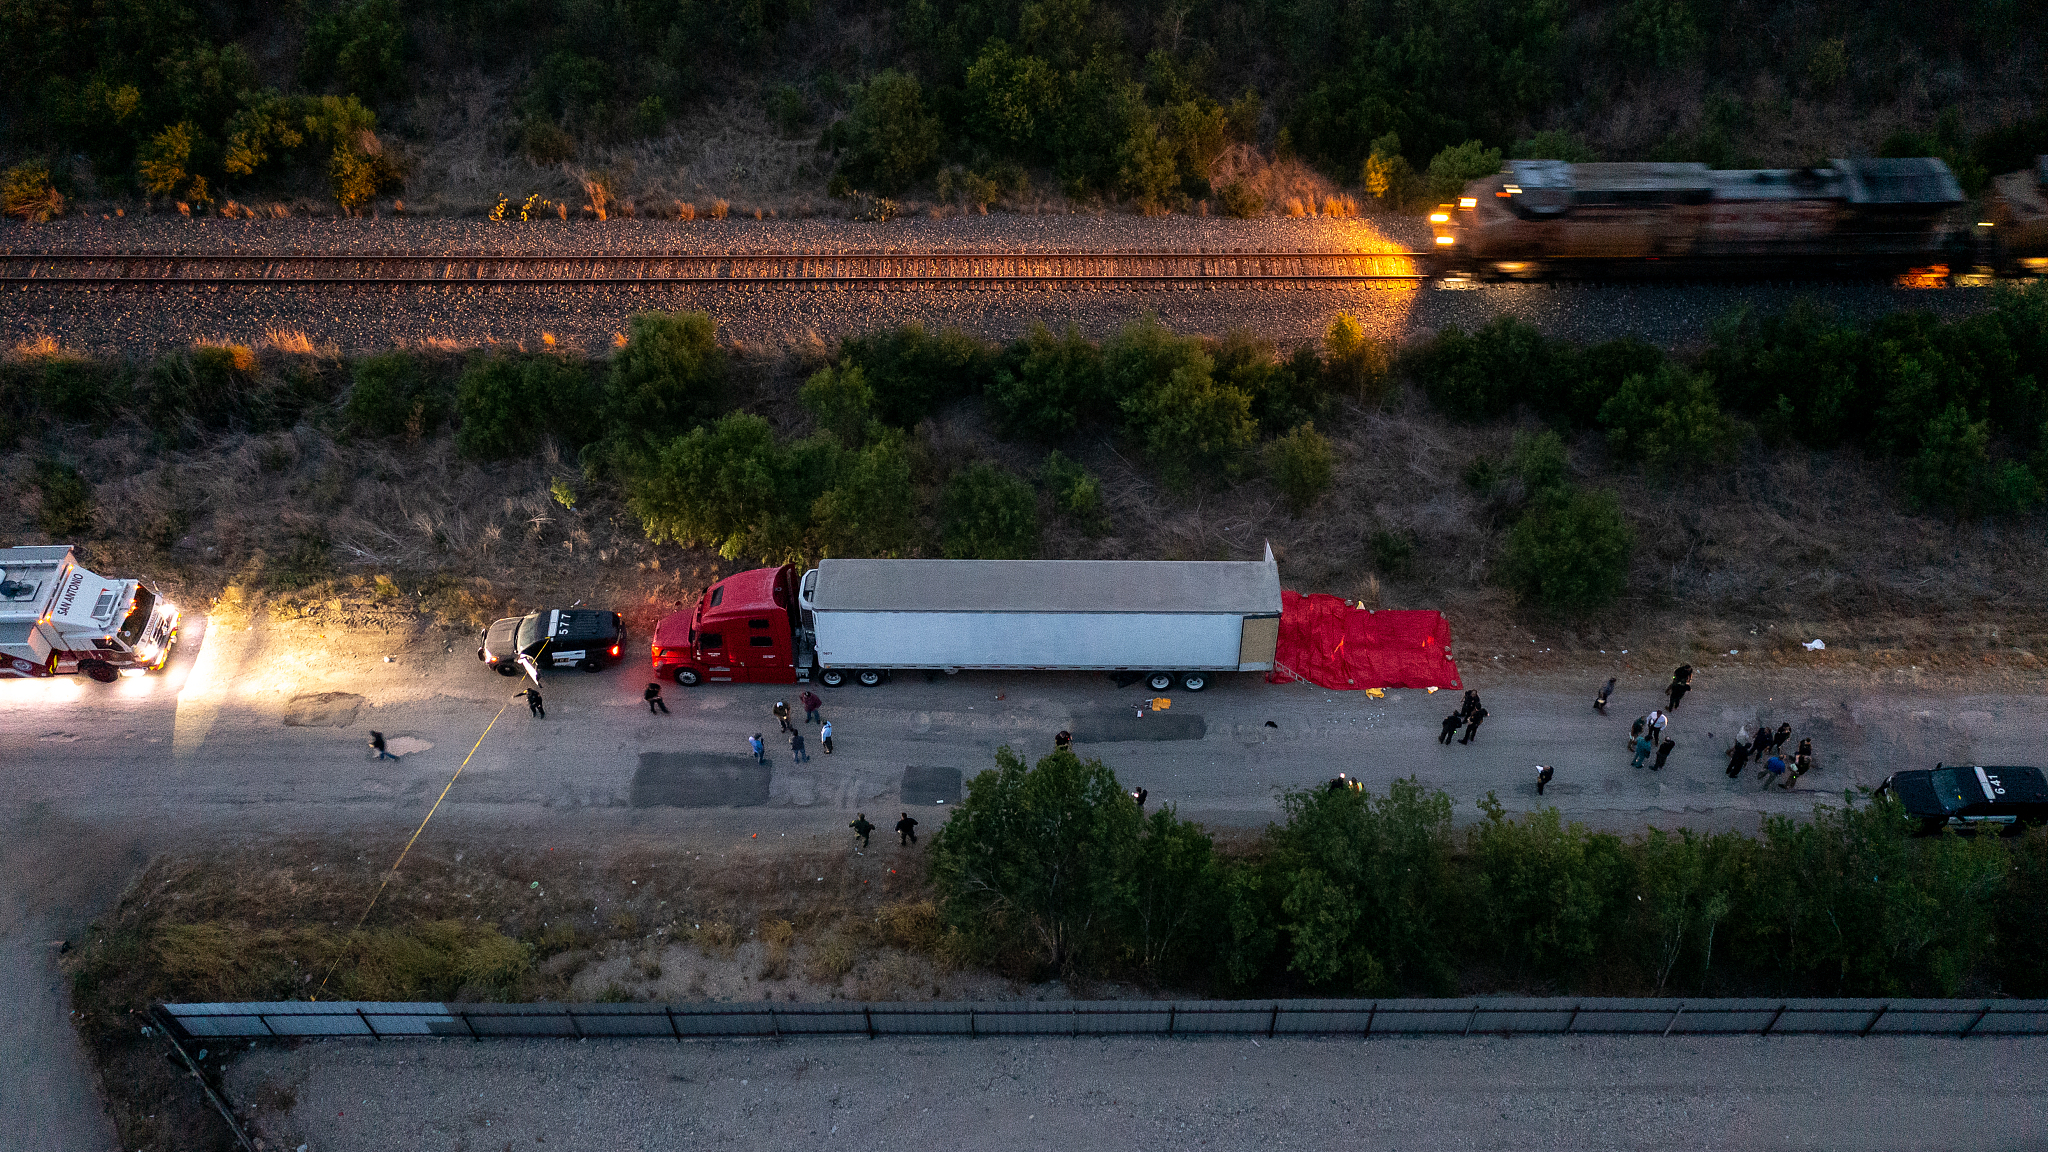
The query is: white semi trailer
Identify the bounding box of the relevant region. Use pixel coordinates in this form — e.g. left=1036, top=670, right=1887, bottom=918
left=793, top=553, right=1282, bottom=691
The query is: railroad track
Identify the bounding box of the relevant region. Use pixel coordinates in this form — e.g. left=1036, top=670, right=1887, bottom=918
left=0, top=250, right=1430, bottom=286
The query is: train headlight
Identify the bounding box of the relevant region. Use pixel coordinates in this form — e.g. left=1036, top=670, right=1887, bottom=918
left=1458, top=198, right=1477, bottom=209
left=1434, top=236, right=1456, bottom=245
left=1429, top=213, right=1450, bottom=223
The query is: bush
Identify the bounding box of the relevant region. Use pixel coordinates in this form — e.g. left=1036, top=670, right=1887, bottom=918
left=301, top=0, right=407, bottom=103
left=1218, top=179, right=1264, bottom=218
left=928, top=746, right=1144, bottom=974
left=626, top=412, right=805, bottom=561
left=839, top=324, right=994, bottom=428
left=455, top=353, right=602, bottom=460
left=1425, top=140, right=1503, bottom=201
left=1362, top=132, right=1417, bottom=208
left=1468, top=794, right=1632, bottom=983
left=1369, top=529, right=1414, bottom=575
left=1500, top=486, right=1633, bottom=614
left=345, top=351, right=446, bottom=439
left=826, top=70, right=942, bottom=194
left=1, top=161, right=64, bottom=221
left=605, top=311, right=728, bottom=455
left=1598, top=364, right=1737, bottom=474
left=1904, top=403, right=2042, bottom=517
left=940, top=461, right=1040, bottom=559
left=811, top=434, right=919, bottom=557
left=1122, top=363, right=1259, bottom=490
left=33, top=460, right=96, bottom=537
left=799, top=364, right=876, bottom=446
left=142, top=345, right=256, bottom=436
left=987, top=324, right=1105, bottom=441
left=1041, top=450, right=1109, bottom=535
left=1509, top=130, right=1598, bottom=161
left=1413, top=317, right=1556, bottom=422
left=1322, top=313, right=1391, bottom=404
left=1506, top=429, right=1571, bottom=499
left=1103, top=316, right=1209, bottom=405
left=1267, top=422, right=1335, bottom=514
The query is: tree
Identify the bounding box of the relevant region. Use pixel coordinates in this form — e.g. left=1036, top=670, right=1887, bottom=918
left=1415, top=317, right=1557, bottom=422
left=1321, top=312, right=1391, bottom=404
left=987, top=324, right=1105, bottom=441
left=811, top=434, right=918, bottom=557
left=827, top=70, right=942, bottom=194
left=606, top=311, right=728, bottom=457
left=799, top=363, right=875, bottom=446
left=1467, top=793, right=1632, bottom=983
left=928, top=747, right=1143, bottom=974
left=345, top=351, right=445, bottom=438
left=1124, top=365, right=1259, bottom=489
left=941, top=461, right=1040, bottom=559
left=1266, top=422, right=1335, bottom=514
left=1500, top=486, right=1633, bottom=615
left=456, top=353, right=601, bottom=460
left=1041, top=450, right=1110, bottom=536
left=627, top=413, right=803, bottom=561
left=838, top=323, right=994, bottom=427
left=1425, top=140, right=1503, bottom=201
left=1121, top=809, right=1226, bottom=982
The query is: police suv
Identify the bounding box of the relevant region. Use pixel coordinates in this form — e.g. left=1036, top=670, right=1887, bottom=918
left=1876, top=763, right=2048, bottom=835
left=479, top=608, right=627, bottom=675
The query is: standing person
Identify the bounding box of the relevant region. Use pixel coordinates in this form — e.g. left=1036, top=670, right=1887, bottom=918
left=1771, top=722, right=1793, bottom=755
left=849, top=813, right=873, bottom=853
left=1725, top=741, right=1749, bottom=779
left=1653, top=738, right=1676, bottom=771
left=1461, top=690, right=1481, bottom=718
left=749, top=733, right=767, bottom=764
left=1645, top=709, right=1669, bottom=746
left=644, top=682, right=669, bottom=714
left=1131, top=786, right=1148, bottom=808
left=1751, top=724, right=1774, bottom=765
left=801, top=690, right=823, bottom=725
left=369, top=731, right=398, bottom=761
left=520, top=687, right=544, bottom=718
left=789, top=729, right=809, bottom=764
left=1667, top=666, right=1693, bottom=712
left=1458, top=705, right=1489, bottom=745
left=1438, top=710, right=1464, bottom=744
left=1595, top=678, right=1616, bottom=713
left=1631, top=732, right=1655, bottom=769
left=1054, top=730, right=1072, bottom=752
left=895, top=812, right=918, bottom=846
left=820, top=719, right=834, bottom=754
left=773, top=700, right=792, bottom=734
left=1632, top=715, right=1648, bottom=742
left=1794, top=738, right=1814, bottom=773
left=1329, top=773, right=1351, bottom=792
left=1535, top=764, right=1555, bottom=795
left=1761, top=753, right=1788, bottom=788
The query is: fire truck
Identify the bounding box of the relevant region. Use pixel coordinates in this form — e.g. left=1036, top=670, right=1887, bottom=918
left=0, top=545, right=182, bottom=681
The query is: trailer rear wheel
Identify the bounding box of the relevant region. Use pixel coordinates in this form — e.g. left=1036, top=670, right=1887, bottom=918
left=857, top=670, right=883, bottom=687
left=819, top=669, right=844, bottom=688
left=1146, top=672, right=1174, bottom=691
left=674, top=667, right=701, bottom=687
left=80, top=660, right=118, bottom=683
left=1180, top=673, right=1207, bottom=691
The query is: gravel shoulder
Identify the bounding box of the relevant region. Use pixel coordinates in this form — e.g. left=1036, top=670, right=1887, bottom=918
left=225, top=1032, right=2048, bottom=1151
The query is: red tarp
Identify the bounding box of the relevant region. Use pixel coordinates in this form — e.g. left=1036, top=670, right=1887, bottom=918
left=1267, top=590, right=1462, bottom=691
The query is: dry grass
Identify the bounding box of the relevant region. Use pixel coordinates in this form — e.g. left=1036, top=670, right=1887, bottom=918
left=263, top=328, right=317, bottom=354
left=11, top=333, right=61, bottom=357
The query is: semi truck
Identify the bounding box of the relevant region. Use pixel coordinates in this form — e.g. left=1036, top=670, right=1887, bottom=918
left=652, top=554, right=1283, bottom=691
left=0, top=545, right=182, bottom=681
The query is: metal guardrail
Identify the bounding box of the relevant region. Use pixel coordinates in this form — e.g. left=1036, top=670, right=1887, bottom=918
left=159, top=997, right=2048, bottom=1042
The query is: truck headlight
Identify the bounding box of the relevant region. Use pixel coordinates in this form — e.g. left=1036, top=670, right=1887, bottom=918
left=136, top=641, right=160, bottom=661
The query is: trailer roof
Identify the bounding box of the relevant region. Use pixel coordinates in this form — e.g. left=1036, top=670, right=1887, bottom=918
left=811, top=559, right=1282, bottom=615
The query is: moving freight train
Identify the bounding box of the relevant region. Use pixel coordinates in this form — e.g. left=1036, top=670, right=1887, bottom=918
left=1431, top=157, right=1971, bottom=278
left=1987, top=156, right=2048, bottom=276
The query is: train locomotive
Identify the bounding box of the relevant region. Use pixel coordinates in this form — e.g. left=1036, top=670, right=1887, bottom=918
left=1986, top=156, right=2048, bottom=276
left=1431, top=157, right=1969, bottom=278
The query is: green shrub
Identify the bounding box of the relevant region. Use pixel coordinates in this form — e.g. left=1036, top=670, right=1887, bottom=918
left=1904, top=403, right=2043, bottom=517
left=626, top=412, right=805, bottom=561
left=1598, top=364, right=1736, bottom=475
left=1322, top=313, right=1391, bottom=404
left=605, top=311, right=728, bottom=455
left=839, top=324, right=994, bottom=428
left=1, top=161, right=65, bottom=221
left=33, top=460, right=96, bottom=537
left=1369, top=529, right=1415, bottom=575
left=1209, top=331, right=1294, bottom=433
left=142, top=345, right=256, bottom=436
left=811, top=434, right=918, bottom=557
left=1122, top=364, right=1259, bottom=490
left=1362, top=132, right=1417, bottom=207
left=1468, top=794, right=1633, bottom=983
left=928, top=746, right=1144, bottom=973
left=1507, top=430, right=1571, bottom=499
left=1509, top=130, right=1598, bottom=161
left=1413, top=317, right=1557, bottom=422
left=1500, top=486, right=1633, bottom=614
left=35, top=358, right=129, bottom=426
left=300, top=0, right=407, bottom=102
left=1424, top=140, right=1503, bottom=201
left=345, top=351, right=446, bottom=438
left=1041, top=450, right=1109, bottom=536
left=1103, top=316, right=1209, bottom=404
left=940, top=461, right=1040, bottom=559
left=987, top=324, right=1105, bottom=441
left=799, top=364, right=876, bottom=446
left=1266, top=422, right=1336, bottom=514
left=1124, top=808, right=1227, bottom=983
left=1553, top=336, right=1666, bottom=427
left=825, top=70, right=942, bottom=194
left=455, top=353, right=602, bottom=460
left=1218, top=179, right=1264, bottom=218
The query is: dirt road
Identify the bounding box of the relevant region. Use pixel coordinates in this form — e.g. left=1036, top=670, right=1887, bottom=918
left=225, top=1032, right=2048, bottom=1151
left=8, top=612, right=2047, bottom=1146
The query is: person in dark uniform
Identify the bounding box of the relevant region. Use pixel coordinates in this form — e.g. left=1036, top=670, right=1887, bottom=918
left=1438, top=711, right=1464, bottom=744
left=644, top=682, right=669, bottom=714
left=1771, top=722, right=1793, bottom=755
left=1653, top=738, right=1676, bottom=771
left=1131, top=787, right=1148, bottom=808
left=850, top=813, right=874, bottom=853
left=520, top=688, right=544, bottom=718
left=1054, top=730, right=1072, bottom=752
left=773, top=700, right=792, bottom=733
left=369, top=731, right=398, bottom=761
left=1329, top=773, right=1351, bottom=792
left=1458, top=706, right=1488, bottom=745
left=896, top=813, right=919, bottom=845
left=1725, top=741, right=1748, bottom=778
left=1535, top=764, right=1555, bottom=795
left=1751, top=725, right=1774, bottom=765
left=1595, top=678, right=1616, bottom=713
left=1461, top=690, right=1481, bottom=717
left=1667, top=665, right=1693, bottom=711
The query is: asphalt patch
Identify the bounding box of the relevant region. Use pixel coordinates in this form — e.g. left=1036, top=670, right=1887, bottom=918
left=1071, top=711, right=1207, bottom=743
left=901, top=766, right=962, bottom=806
left=629, top=753, right=771, bottom=808
left=282, top=691, right=364, bottom=727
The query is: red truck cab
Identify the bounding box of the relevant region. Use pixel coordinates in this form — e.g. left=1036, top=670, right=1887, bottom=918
left=653, top=564, right=804, bottom=686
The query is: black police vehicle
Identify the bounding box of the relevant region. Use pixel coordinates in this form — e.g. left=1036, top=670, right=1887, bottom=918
left=1876, top=763, right=2048, bottom=835
left=479, top=608, right=626, bottom=675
